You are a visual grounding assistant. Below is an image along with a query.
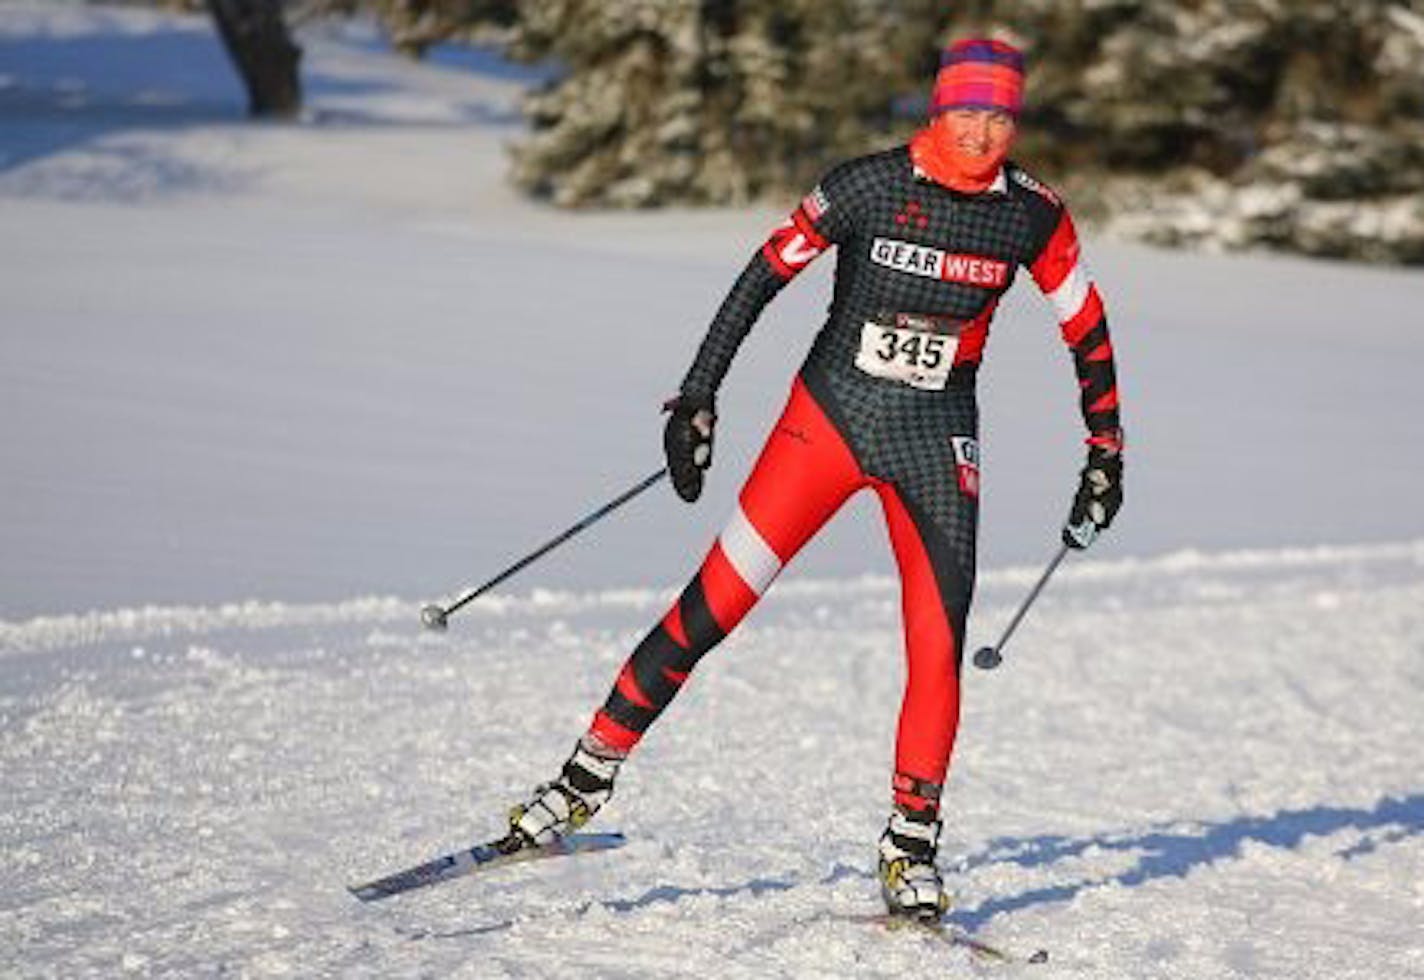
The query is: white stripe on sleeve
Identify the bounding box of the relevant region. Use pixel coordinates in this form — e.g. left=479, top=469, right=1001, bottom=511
left=1046, top=262, right=1091, bottom=324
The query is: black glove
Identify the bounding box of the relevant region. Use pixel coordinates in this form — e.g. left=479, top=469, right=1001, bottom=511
left=1062, top=445, right=1123, bottom=549
left=663, top=393, right=716, bottom=503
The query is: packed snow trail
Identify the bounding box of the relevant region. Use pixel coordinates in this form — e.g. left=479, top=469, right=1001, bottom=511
left=4, top=543, right=1423, bottom=977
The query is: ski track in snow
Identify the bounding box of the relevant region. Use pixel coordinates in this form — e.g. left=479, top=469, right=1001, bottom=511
left=4, top=541, right=1424, bottom=978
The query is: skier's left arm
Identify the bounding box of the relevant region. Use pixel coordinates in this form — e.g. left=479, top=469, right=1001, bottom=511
left=1027, top=206, right=1125, bottom=549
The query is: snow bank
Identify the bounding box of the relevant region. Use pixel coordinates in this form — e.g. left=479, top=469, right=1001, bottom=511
left=3, top=536, right=1422, bottom=978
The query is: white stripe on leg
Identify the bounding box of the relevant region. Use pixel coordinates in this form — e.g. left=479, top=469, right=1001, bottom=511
left=719, top=504, right=783, bottom=595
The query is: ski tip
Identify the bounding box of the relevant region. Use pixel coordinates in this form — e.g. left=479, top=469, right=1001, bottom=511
left=348, top=876, right=405, bottom=902
left=542, top=830, right=628, bottom=855
left=842, top=910, right=1048, bottom=965
left=345, top=830, right=628, bottom=903
left=568, top=831, right=627, bottom=847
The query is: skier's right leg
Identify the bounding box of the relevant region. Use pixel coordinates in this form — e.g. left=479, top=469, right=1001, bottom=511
left=511, top=377, right=866, bottom=844
left=589, top=375, right=866, bottom=753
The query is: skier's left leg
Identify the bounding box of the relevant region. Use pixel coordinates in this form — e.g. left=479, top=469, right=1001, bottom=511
left=878, top=481, right=975, bottom=809
left=871, top=469, right=978, bottom=918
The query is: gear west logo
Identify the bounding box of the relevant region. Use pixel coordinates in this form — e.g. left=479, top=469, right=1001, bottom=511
left=870, top=237, right=1010, bottom=288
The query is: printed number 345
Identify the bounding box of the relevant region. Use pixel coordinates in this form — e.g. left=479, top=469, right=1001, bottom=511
left=876, top=329, right=947, bottom=369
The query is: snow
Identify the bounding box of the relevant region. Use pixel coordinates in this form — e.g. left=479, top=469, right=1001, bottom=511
left=5, top=541, right=1423, bottom=977
left=2, top=3, right=1423, bottom=977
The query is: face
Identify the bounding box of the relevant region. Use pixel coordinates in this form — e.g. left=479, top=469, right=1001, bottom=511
left=936, top=108, right=1017, bottom=159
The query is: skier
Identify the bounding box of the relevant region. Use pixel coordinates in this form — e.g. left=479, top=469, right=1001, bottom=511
left=508, top=38, right=1124, bottom=920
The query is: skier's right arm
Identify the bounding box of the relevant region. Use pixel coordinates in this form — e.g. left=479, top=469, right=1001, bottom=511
left=665, top=169, right=857, bottom=502
left=678, top=177, right=852, bottom=406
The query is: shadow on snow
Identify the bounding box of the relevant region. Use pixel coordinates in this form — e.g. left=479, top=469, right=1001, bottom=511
left=0, top=26, right=525, bottom=186
left=946, top=791, right=1424, bottom=931
left=570, top=792, right=1424, bottom=928
left=0, top=27, right=247, bottom=177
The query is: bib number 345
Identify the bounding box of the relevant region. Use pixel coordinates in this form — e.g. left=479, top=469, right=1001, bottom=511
left=855, top=322, right=957, bottom=391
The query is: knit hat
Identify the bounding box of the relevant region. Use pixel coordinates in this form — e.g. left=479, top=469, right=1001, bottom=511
left=930, top=38, right=1025, bottom=117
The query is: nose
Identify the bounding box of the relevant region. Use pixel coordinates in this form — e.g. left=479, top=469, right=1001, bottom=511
left=959, top=119, right=990, bottom=150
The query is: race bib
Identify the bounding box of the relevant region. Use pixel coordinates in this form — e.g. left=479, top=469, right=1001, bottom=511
left=854, top=320, right=959, bottom=391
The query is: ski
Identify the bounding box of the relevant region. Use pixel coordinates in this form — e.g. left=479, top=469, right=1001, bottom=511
left=347, top=831, right=626, bottom=902
left=844, top=912, right=1049, bottom=965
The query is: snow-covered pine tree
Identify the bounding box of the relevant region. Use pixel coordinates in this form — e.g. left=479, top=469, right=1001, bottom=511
left=506, top=0, right=949, bottom=207
left=927, top=0, right=1424, bottom=262
left=507, top=0, right=1424, bottom=262
left=373, top=0, right=516, bottom=59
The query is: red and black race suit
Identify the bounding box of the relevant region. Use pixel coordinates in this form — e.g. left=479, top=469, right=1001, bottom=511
left=588, top=147, right=1122, bottom=813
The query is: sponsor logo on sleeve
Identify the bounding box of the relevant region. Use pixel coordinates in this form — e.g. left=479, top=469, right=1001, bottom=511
left=763, top=219, right=827, bottom=279
left=870, top=237, right=1009, bottom=288
left=1009, top=168, right=1061, bottom=205
left=802, top=186, right=830, bottom=221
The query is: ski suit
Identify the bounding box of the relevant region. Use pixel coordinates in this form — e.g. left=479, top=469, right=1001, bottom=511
left=587, top=146, right=1123, bottom=812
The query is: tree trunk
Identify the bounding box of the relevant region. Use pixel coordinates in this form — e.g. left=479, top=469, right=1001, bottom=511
left=207, top=0, right=302, bottom=118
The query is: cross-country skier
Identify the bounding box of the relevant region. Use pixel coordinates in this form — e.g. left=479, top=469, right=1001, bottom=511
left=508, top=38, right=1124, bottom=920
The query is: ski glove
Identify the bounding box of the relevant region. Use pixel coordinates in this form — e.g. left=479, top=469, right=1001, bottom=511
left=663, top=394, right=716, bottom=503
left=1063, top=442, right=1123, bottom=550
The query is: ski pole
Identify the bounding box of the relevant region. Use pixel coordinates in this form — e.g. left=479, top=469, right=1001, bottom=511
left=421, top=468, right=669, bottom=631
left=972, top=543, right=1071, bottom=670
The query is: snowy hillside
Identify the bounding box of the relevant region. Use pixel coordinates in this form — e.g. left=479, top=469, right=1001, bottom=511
left=2, top=4, right=1423, bottom=977
left=5, top=542, right=1424, bottom=977
left=4, top=4, right=1423, bottom=620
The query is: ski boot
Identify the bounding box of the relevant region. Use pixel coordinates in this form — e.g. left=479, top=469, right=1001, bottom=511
left=508, top=737, right=625, bottom=847
left=877, top=804, right=951, bottom=920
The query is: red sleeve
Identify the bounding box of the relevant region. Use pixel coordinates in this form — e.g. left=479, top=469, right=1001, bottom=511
left=760, top=191, right=834, bottom=281
left=1028, top=208, right=1123, bottom=445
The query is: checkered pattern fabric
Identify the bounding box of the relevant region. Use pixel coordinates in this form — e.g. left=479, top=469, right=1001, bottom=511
left=804, top=364, right=979, bottom=631
left=680, top=145, right=1114, bottom=608
left=683, top=147, right=1055, bottom=402
left=592, top=144, right=1125, bottom=813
